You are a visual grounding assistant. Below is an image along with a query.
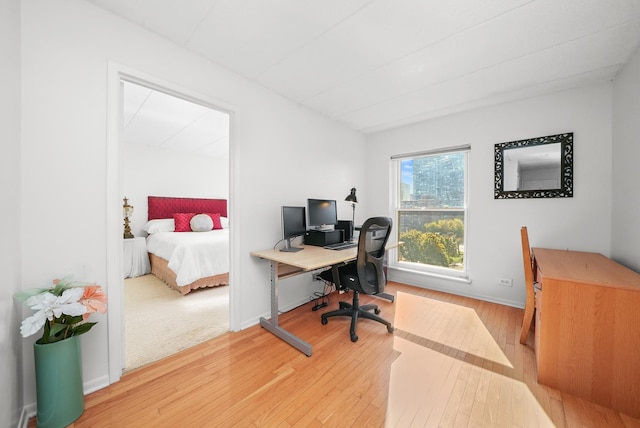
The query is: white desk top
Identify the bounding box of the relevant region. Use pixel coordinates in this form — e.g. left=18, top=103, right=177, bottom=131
left=251, top=244, right=357, bottom=271
left=251, top=241, right=400, bottom=271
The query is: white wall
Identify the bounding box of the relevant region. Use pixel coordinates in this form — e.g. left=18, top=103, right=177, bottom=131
left=123, top=143, right=229, bottom=237
left=17, top=0, right=635, bottom=420
left=20, top=0, right=364, bottom=411
left=612, top=45, right=640, bottom=272
left=1, top=0, right=23, bottom=425
left=366, top=84, right=613, bottom=307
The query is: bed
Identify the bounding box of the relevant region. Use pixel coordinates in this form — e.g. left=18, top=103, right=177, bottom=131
left=144, top=196, right=229, bottom=295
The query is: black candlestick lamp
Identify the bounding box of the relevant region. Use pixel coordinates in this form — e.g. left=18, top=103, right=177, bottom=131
left=344, top=187, right=357, bottom=242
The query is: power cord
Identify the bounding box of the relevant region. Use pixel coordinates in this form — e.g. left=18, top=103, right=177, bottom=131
left=311, top=277, right=334, bottom=311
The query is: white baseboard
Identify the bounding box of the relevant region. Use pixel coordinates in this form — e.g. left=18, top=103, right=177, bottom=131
left=241, top=295, right=313, bottom=330
left=17, top=406, right=29, bottom=428
left=389, top=268, right=523, bottom=309
left=84, top=374, right=110, bottom=395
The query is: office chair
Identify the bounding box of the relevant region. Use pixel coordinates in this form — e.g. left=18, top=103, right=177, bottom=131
left=320, top=217, right=395, bottom=342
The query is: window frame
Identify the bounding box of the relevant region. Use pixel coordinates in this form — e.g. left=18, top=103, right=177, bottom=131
left=389, top=146, right=470, bottom=280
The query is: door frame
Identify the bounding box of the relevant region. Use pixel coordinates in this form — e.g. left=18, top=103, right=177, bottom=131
left=105, top=62, right=240, bottom=383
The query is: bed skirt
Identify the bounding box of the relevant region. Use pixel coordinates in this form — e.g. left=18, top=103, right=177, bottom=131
left=149, top=253, right=229, bottom=295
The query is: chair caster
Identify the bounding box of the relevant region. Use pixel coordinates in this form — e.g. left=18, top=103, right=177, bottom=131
left=321, top=316, right=328, bottom=325
left=387, top=325, right=394, bottom=333
left=350, top=333, right=358, bottom=342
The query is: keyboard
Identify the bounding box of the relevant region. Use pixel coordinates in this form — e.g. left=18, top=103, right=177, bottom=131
left=324, top=242, right=357, bottom=250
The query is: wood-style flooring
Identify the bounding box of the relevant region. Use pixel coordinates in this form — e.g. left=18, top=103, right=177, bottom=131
left=30, top=282, right=640, bottom=427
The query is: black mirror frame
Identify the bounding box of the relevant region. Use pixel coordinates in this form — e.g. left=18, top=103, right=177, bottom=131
left=494, top=132, right=573, bottom=199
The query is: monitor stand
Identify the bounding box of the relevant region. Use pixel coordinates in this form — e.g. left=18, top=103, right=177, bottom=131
left=280, top=238, right=303, bottom=252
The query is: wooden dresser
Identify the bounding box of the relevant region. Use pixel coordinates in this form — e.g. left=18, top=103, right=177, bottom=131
left=532, top=248, right=640, bottom=418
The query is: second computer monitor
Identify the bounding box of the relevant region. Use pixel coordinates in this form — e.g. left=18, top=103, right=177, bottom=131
left=307, top=198, right=338, bottom=231
left=281, top=206, right=306, bottom=252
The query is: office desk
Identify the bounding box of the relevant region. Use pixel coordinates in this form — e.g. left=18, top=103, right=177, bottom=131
left=532, top=248, right=640, bottom=418
left=251, top=244, right=358, bottom=356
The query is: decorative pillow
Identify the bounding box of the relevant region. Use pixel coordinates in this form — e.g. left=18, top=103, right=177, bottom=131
left=190, top=213, right=214, bottom=232
left=205, top=213, right=223, bottom=230
left=173, top=213, right=196, bottom=232
left=143, top=219, right=175, bottom=234
left=220, top=216, right=229, bottom=229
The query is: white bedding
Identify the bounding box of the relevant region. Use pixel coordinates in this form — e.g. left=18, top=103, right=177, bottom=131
left=146, top=230, right=229, bottom=287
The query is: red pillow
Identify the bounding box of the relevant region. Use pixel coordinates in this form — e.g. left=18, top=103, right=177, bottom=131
left=206, top=213, right=222, bottom=230
left=173, top=213, right=196, bottom=232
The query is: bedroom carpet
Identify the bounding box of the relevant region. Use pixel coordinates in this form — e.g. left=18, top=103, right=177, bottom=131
left=124, top=274, right=229, bottom=371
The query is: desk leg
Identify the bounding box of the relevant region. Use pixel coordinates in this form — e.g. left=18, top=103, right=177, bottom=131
left=259, top=261, right=312, bottom=356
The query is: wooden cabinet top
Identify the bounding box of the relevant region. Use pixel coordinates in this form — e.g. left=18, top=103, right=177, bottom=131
left=532, top=247, right=640, bottom=291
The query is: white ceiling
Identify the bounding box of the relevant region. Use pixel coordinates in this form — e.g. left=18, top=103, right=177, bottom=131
left=94, top=0, right=640, bottom=134
left=123, top=81, right=229, bottom=159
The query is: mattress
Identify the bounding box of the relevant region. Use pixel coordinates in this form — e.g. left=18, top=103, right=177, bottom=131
left=146, top=229, right=229, bottom=288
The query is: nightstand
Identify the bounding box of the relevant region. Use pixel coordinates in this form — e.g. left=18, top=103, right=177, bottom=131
left=123, top=237, right=150, bottom=278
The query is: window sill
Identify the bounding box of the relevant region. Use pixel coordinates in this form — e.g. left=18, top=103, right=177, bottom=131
left=389, top=265, right=471, bottom=284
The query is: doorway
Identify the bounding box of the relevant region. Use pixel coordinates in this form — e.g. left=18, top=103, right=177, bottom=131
left=106, top=69, right=236, bottom=379
left=121, top=80, right=231, bottom=370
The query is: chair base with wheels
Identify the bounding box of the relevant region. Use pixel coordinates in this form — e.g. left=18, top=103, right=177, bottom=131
left=321, top=290, right=394, bottom=342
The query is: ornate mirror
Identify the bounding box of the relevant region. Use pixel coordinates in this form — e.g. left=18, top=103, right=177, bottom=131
left=494, top=132, right=573, bottom=199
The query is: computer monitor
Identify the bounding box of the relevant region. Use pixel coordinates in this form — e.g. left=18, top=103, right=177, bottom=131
left=307, top=198, right=338, bottom=231
left=281, top=206, right=306, bottom=252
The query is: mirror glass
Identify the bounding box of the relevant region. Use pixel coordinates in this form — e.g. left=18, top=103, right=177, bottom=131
left=503, top=143, right=561, bottom=191
left=494, top=133, right=573, bottom=199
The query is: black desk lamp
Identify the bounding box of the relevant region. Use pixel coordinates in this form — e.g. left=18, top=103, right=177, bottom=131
left=345, top=187, right=357, bottom=242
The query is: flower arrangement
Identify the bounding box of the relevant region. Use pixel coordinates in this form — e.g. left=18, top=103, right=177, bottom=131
left=16, top=276, right=107, bottom=344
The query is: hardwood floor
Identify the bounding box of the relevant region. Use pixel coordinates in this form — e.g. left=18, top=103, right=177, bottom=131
left=32, top=282, right=640, bottom=427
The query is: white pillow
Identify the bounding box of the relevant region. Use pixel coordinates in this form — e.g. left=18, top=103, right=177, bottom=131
left=190, top=213, right=214, bottom=232
left=143, top=219, right=175, bottom=234
left=220, top=216, right=230, bottom=229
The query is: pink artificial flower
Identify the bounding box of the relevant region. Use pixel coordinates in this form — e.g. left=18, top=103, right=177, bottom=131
left=80, top=285, right=108, bottom=321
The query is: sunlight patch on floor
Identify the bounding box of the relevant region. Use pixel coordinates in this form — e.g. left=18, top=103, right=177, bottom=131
left=385, top=292, right=555, bottom=427
left=393, top=291, right=512, bottom=368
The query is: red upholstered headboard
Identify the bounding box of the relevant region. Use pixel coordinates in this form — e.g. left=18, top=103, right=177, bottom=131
left=147, top=196, right=227, bottom=220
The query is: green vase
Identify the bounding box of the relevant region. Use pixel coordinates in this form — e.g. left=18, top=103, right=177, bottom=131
left=34, top=335, right=84, bottom=428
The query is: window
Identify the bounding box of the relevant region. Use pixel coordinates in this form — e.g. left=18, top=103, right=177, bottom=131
left=391, top=146, right=469, bottom=277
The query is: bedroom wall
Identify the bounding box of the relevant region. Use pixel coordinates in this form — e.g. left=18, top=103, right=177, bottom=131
left=1, top=0, right=23, bottom=425
left=123, top=143, right=229, bottom=237
left=365, top=83, right=613, bottom=308
left=20, top=0, right=364, bottom=411
left=612, top=45, right=640, bottom=272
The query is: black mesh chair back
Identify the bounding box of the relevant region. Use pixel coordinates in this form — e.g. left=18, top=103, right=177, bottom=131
left=354, top=217, right=392, bottom=295
left=320, top=216, right=394, bottom=342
